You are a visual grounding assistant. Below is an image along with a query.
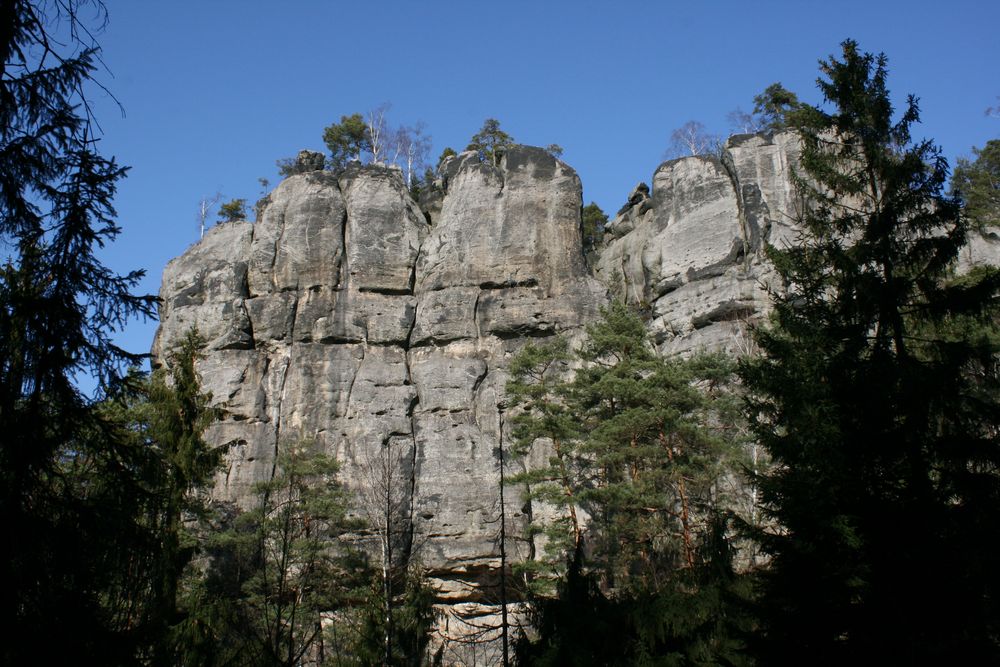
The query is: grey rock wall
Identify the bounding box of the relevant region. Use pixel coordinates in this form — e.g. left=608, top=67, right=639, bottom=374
left=595, top=131, right=803, bottom=355
left=155, top=131, right=1000, bottom=663
left=154, top=137, right=801, bottom=660
left=154, top=149, right=606, bottom=635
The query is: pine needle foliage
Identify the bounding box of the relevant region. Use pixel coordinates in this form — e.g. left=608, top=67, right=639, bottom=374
left=507, top=302, right=753, bottom=662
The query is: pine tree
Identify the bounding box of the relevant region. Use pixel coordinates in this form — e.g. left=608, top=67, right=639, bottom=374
left=323, top=113, right=370, bottom=169
left=570, top=303, right=743, bottom=592
left=742, top=40, right=1000, bottom=663
left=506, top=336, right=583, bottom=590
left=466, top=118, right=515, bottom=165
left=507, top=303, right=753, bottom=661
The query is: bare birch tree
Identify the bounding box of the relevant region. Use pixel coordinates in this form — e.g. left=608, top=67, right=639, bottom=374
left=197, top=193, right=222, bottom=239
left=666, top=120, right=721, bottom=158
left=365, top=103, right=393, bottom=165
left=359, top=436, right=414, bottom=665
left=394, top=123, right=432, bottom=188
left=727, top=107, right=763, bottom=134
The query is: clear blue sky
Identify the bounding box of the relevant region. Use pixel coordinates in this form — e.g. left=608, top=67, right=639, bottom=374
left=89, top=0, right=999, bottom=374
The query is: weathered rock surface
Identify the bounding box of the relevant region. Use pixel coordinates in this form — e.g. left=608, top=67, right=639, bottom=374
left=595, top=131, right=803, bottom=356
left=154, top=148, right=606, bottom=657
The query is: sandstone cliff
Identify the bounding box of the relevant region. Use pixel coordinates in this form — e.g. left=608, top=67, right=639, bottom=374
left=594, top=131, right=802, bottom=355
left=162, top=130, right=966, bottom=657
left=153, top=147, right=606, bottom=638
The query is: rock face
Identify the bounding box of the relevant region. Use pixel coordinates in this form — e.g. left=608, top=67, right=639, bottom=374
left=154, top=147, right=605, bottom=653
left=595, top=131, right=803, bottom=355
left=154, top=136, right=804, bottom=658
left=156, top=130, right=998, bottom=662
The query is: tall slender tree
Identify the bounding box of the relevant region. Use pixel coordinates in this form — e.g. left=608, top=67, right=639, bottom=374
left=742, top=40, right=1000, bottom=663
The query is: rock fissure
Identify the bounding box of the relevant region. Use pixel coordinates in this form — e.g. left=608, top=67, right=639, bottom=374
left=472, top=291, right=482, bottom=340
left=268, top=353, right=291, bottom=482
left=719, top=148, right=753, bottom=268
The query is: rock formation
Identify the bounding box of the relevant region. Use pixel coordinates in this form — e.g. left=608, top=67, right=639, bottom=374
left=595, top=131, right=802, bottom=356
left=161, top=129, right=1000, bottom=659
left=154, top=146, right=607, bottom=655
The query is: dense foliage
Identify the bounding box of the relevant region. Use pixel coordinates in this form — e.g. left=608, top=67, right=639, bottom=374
left=741, top=40, right=1000, bottom=663
left=0, top=1, right=159, bottom=662
left=507, top=302, right=755, bottom=662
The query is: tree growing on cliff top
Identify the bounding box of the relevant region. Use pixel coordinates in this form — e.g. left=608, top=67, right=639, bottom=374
left=466, top=118, right=515, bottom=165
left=323, top=112, right=370, bottom=169
left=665, top=120, right=720, bottom=158
left=218, top=198, right=247, bottom=223
left=742, top=40, right=1000, bottom=663
left=395, top=122, right=432, bottom=188
left=751, top=82, right=805, bottom=132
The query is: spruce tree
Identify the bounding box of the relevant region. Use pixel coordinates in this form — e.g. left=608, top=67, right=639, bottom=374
left=144, top=330, right=222, bottom=664
left=0, top=2, right=156, bottom=662
left=742, top=40, right=1000, bottom=662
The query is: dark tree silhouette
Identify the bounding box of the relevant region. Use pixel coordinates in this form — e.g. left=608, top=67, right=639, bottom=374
left=0, top=2, right=156, bottom=662
left=743, top=40, right=1000, bottom=663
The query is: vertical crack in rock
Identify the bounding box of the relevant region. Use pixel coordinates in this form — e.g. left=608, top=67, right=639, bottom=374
left=240, top=299, right=255, bottom=349
left=287, top=294, right=300, bottom=342
left=271, top=205, right=287, bottom=293
left=402, top=334, right=421, bottom=570
left=344, top=342, right=366, bottom=411
left=268, top=352, right=291, bottom=482
left=337, top=194, right=348, bottom=291
left=472, top=290, right=482, bottom=340
left=719, top=148, right=752, bottom=268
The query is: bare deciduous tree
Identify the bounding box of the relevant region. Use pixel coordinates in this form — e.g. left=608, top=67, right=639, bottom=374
left=359, top=436, right=414, bottom=666
left=666, top=120, right=721, bottom=159
left=394, top=122, right=432, bottom=187
left=197, top=193, right=222, bottom=239
left=365, top=103, right=393, bottom=165
left=727, top=107, right=763, bottom=134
